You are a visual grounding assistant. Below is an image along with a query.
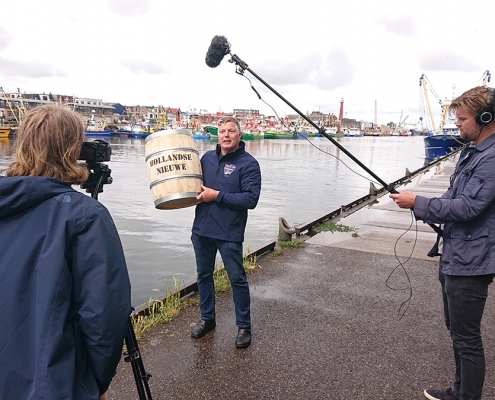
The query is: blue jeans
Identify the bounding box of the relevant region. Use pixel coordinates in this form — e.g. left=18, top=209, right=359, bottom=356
left=439, top=271, right=494, bottom=400
left=191, top=233, right=251, bottom=329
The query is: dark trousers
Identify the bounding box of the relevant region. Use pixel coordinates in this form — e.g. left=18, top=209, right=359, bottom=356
left=439, top=270, right=494, bottom=400
left=191, top=233, right=251, bottom=328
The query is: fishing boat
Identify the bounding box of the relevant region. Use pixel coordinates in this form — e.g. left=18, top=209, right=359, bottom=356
left=193, top=131, right=210, bottom=140
left=419, top=74, right=470, bottom=160
left=84, top=127, right=114, bottom=136
left=84, top=115, right=114, bottom=136
left=307, top=130, right=323, bottom=138
left=0, top=126, right=11, bottom=138
left=241, top=130, right=264, bottom=140
left=325, top=127, right=344, bottom=137
left=424, top=124, right=468, bottom=160
left=114, top=124, right=153, bottom=138
left=343, top=128, right=363, bottom=137
left=293, top=129, right=308, bottom=140
left=263, top=129, right=293, bottom=139
left=204, top=124, right=218, bottom=136
left=85, top=129, right=114, bottom=136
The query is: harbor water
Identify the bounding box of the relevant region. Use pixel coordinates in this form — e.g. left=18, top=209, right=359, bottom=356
left=0, top=135, right=428, bottom=306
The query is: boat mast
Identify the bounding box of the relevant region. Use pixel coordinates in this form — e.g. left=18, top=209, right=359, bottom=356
left=419, top=74, right=436, bottom=131
left=482, top=70, right=491, bottom=87
left=0, top=87, right=21, bottom=125
left=374, top=100, right=377, bottom=128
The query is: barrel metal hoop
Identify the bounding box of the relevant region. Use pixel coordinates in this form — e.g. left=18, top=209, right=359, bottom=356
left=144, top=129, right=193, bottom=143
left=145, top=147, right=199, bottom=162
left=149, top=174, right=203, bottom=189
left=154, top=192, right=200, bottom=209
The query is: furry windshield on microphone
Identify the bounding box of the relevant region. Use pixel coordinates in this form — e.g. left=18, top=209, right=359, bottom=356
left=205, top=35, right=231, bottom=68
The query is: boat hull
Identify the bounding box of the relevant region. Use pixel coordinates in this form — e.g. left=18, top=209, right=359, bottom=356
left=241, top=132, right=264, bottom=140
left=264, top=131, right=293, bottom=139
left=0, top=126, right=11, bottom=138
left=424, top=134, right=468, bottom=160
left=204, top=126, right=218, bottom=136
left=293, top=131, right=308, bottom=140
left=193, top=133, right=210, bottom=140
left=84, top=129, right=114, bottom=136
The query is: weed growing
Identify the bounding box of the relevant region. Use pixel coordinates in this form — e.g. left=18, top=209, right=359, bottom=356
left=131, top=277, right=190, bottom=339
left=131, top=250, right=261, bottom=339
left=315, top=221, right=358, bottom=235
left=279, top=240, right=303, bottom=248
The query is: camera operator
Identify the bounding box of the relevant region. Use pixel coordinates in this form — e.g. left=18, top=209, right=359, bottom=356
left=0, top=105, right=131, bottom=399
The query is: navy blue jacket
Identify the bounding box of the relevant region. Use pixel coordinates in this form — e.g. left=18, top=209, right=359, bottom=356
left=192, top=141, right=261, bottom=242
left=0, top=176, right=131, bottom=399
left=414, top=134, right=495, bottom=276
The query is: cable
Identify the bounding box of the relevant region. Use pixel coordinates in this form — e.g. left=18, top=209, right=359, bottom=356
left=385, top=209, right=418, bottom=320
left=239, top=74, right=381, bottom=186
left=240, top=73, right=421, bottom=319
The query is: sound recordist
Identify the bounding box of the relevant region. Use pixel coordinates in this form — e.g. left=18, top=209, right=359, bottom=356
left=390, top=86, right=495, bottom=400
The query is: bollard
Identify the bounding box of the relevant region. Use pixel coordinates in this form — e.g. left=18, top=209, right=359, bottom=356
left=369, top=182, right=380, bottom=196
left=278, top=217, right=295, bottom=241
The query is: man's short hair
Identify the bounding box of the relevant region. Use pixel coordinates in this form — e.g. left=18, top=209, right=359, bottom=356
left=218, top=117, right=241, bottom=134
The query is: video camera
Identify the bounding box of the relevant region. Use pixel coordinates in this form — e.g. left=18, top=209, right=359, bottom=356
left=78, top=139, right=112, bottom=163
left=78, top=139, right=113, bottom=194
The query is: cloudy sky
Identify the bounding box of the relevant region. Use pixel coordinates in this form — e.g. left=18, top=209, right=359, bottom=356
left=1, top=0, right=493, bottom=127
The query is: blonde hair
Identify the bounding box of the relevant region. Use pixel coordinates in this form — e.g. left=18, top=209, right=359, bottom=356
left=6, top=105, right=89, bottom=184
left=449, top=86, right=491, bottom=117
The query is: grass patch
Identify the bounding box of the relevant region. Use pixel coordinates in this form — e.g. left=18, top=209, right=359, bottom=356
left=131, top=277, right=191, bottom=339
left=213, top=249, right=260, bottom=292
left=279, top=240, right=303, bottom=248
left=243, top=249, right=258, bottom=274
left=315, top=221, right=358, bottom=234
left=213, top=263, right=231, bottom=292
left=130, top=248, right=261, bottom=339
left=271, top=251, right=282, bottom=257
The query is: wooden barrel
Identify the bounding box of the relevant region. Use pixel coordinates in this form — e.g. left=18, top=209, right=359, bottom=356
left=145, top=129, right=203, bottom=210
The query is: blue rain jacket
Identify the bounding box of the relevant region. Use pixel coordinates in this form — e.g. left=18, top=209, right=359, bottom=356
left=414, top=133, right=495, bottom=275
left=192, top=141, right=261, bottom=242
left=0, top=176, right=131, bottom=399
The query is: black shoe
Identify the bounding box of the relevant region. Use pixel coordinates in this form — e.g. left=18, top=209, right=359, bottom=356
left=235, top=328, right=251, bottom=349
left=424, top=388, right=458, bottom=400
left=191, top=319, right=216, bottom=338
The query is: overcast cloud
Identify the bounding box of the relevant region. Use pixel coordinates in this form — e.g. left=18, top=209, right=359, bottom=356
left=0, top=0, right=493, bottom=124
left=0, top=57, right=66, bottom=79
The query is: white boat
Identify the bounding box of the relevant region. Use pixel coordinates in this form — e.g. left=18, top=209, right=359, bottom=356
left=343, top=128, right=363, bottom=137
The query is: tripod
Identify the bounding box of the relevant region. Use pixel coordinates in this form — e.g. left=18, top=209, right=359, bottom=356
left=83, top=160, right=153, bottom=400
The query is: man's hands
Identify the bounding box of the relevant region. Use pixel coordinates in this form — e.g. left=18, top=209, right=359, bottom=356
left=389, top=190, right=416, bottom=209
left=197, top=185, right=219, bottom=203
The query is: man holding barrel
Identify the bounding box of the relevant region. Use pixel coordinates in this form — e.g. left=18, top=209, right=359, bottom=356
left=190, top=117, right=261, bottom=349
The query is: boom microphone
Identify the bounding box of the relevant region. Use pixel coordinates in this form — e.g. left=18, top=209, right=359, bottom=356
left=205, top=35, right=231, bottom=68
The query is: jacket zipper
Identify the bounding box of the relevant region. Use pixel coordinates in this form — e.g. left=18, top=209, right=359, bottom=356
left=200, top=161, right=222, bottom=235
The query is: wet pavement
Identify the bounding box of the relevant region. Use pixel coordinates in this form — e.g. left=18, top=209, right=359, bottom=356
left=106, top=157, right=495, bottom=399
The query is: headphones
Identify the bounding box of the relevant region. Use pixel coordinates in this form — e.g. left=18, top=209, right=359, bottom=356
left=476, top=87, right=495, bottom=126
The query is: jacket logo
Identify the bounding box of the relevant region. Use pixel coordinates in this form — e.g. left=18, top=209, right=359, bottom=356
left=54, top=194, right=72, bottom=203
left=224, top=163, right=236, bottom=177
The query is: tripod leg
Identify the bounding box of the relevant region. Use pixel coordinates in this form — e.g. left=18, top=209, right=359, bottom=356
left=124, top=318, right=153, bottom=399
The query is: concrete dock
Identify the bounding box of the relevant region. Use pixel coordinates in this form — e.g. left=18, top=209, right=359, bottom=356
left=106, top=156, right=495, bottom=400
